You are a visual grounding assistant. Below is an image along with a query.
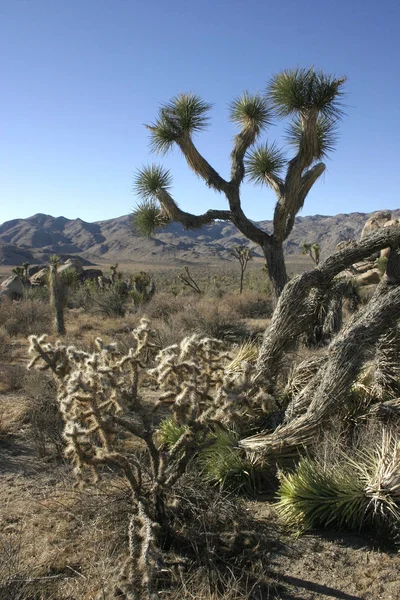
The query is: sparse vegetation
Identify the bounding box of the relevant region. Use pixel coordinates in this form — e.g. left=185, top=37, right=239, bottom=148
left=0, top=224, right=400, bottom=599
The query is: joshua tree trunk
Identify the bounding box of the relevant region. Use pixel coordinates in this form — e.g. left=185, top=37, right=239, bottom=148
left=49, top=264, right=66, bottom=336
left=263, top=238, right=288, bottom=300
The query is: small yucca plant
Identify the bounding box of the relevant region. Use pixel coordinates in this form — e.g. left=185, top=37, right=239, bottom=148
left=199, top=428, right=258, bottom=495
left=157, top=417, right=189, bottom=448
left=276, top=430, right=400, bottom=535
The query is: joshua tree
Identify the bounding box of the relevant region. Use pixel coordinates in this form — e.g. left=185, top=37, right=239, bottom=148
left=231, top=245, right=252, bottom=294
left=12, top=266, right=25, bottom=279
left=301, top=242, right=320, bottom=265
left=110, top=262, right=119, bottom=284
left=22, top=261, right=30, bottom=280
left=49, top=255, right=66, bottom=335
left=132, top=68, right=346, bottom=300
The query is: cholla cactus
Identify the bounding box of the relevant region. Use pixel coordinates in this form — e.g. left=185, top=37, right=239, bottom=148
left=27, top=320, right=268, bottom=598
left=151, top=334, right=272, bottom=428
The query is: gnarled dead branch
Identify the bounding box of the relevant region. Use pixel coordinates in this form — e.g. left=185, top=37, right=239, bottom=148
left=240, top=232, right=400, bottom=457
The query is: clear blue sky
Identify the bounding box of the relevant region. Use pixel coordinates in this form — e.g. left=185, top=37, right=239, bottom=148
left=1, top=0, right=399, bottom=224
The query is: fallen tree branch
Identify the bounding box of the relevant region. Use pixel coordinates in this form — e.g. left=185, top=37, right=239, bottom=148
left=254, top=226, right=400, bottom=388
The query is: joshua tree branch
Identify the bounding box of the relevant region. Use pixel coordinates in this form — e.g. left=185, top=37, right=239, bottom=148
left=177, top=135, right=229, bottom=192
left=230, top=127, right=259, bottom=187
left=241, top=274, right=400, bottom=456
left=156, top=189, right=231, bottom=228
left=227, top=188, right=271, bottom=246
left=254, top=226, right=400, bottom=388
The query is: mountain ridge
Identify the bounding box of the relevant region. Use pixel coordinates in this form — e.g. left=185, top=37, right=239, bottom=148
left=0, top=209, right=399, bottom=266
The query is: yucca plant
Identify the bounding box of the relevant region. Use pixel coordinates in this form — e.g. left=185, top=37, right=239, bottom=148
left=199, top=428, right=259, bottom=495
left=132, top=69, right=346, bottom=301
left=276, top=430, right=400, bottom=535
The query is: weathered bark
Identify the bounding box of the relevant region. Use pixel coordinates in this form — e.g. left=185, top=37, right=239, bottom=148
left=263, top=238, right=288, bottom=301
left=254, top=226, right=400, bottom=390
left=241, top=278, right=400, bottom=457
left=241, top=238, right=400, bottom=457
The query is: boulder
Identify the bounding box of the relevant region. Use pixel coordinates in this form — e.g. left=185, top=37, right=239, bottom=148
left=0, top=275, right=25, bottom=299
left=356, top=269, right=381, bottom=286
left=353, top=260, right=375, bottom=274
left=58, top=258, right=83, bottom=276
left=28, top=265, right=47, bottom=277
left=30, top=268, right=49, bottom=286
left=361, top=210, right=392, bottom=239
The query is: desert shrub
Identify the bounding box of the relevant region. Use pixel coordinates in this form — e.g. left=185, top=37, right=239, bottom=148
left=0, top=331, right=12, bottom=362
left=141, top=292, right=186, bottom=320
left=90, top=280, right=130, bottom=317
left=0, top=299, right=52, bottom=337
left=153, top=298, right=250, bottom=347
left=221, top=291, right=273, bottom=319
left=178, top=298, right=250, bottom=342
left=0, top=364, right=26, bottom=392
left=68, top=279, right=97, bottom=310
left=276, top=429, right=400, bottom=537
left=130, top=271, right=155, bottom=308
left=22, top=285, right=49, bottom=303
left=23, top=370, right=64, bottom=459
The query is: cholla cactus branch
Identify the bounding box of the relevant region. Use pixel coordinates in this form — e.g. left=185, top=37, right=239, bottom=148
left=28, top=319, right=272, bottom=597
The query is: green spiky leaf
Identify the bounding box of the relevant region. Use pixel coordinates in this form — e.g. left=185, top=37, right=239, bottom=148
left=134, top=164, right=172, bottom=200
left=147, top=93, right=212, bottom=154
left=199, top=428, right=257, bottom=494
left=268, top=68, right=346, bottom=119
left=131, top=200, right=163, bottom=238
left=245, top=142, right=286, bottom=187
left=286, top=115, right=339, bottom=159
left=229, top=92, right=272, bottom=133
left=157, top=418, right=189, bottom=448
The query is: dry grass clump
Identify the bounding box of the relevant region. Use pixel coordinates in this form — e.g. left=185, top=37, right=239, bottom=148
left=0, top=364, right=26, bottom=393
left=220, top=291, right=273, bottom=320
left=177, top=297, right=250, bottom=341
left=0, top=331, right=13, bottom=362
left=0, top=298, right=52, bottom=337
left=23, top=370, right=64, bottom=459
left=139, top=292, right=187, bottom=320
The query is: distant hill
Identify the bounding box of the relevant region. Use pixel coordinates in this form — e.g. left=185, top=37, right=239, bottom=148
left=0, top=210, right=399, bottom=266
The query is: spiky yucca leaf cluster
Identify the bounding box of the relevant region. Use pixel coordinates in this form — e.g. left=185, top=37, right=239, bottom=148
left=199, top=428, right=258, bottom=494
left=131, top=199, right=168, bottom=238
left=134, top=164, right=172, bottom=201
left=147, top=93, right=212, bottom=154
left=245, top=142, right=286, bottom=187
left=229, top=92, right=272, bottom=133
left=277, top=430, right=400, bottom=535
left=286, top=115, right=339, bottom=159
left=268, top=68, right=346, bottom=119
